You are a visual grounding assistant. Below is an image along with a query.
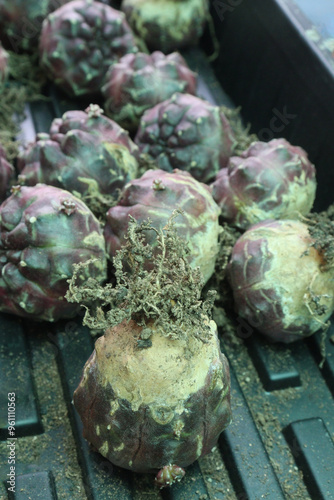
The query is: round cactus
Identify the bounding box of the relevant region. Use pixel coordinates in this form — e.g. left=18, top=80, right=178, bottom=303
left=17, top=105, right=139, bottom=215
left=102, top=51, right=197, bottom=132
left=68, top=215, right=231, bottom=480
left=0, top=144, right=15, bottom=202
left=0, top=184, right=107, bottom=322
left=74, top=317, right=231, bottom=475
left=39, top=0, right=138, bottom=96
left=121, top=0, right=209, bottom=53
left=134, top=93, right=235, bottom=183
left=104, top=168, right=221, bottom=284
left=211, top=138, right=317, bottom=230
left=0, top=43, right=8, bottom=83
left=227, top=219, right=334, bottom=343
left=0, top=0, right=71, bottom=53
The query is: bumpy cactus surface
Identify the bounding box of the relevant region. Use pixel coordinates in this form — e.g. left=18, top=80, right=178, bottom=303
left=211, top=138, right=317, bottom=230
left=121, top=0, right=209, bottom=53
left=227, top=219, right=334, bottom=343
left=102, top=51, right=197, bottom=132
left=68, top=215, right=231, bottom=480
left=0, top=0, right=70, bottom=52
left=39, top=0, right=138, bottom=96
left=0, top=184, right=107, bottom=322
left=104, top=168, right=221, bottom=284
left=134, top=93, right=235, bottom=183
left=17, top=105, right=139, bottom=214
left=0, top=144, right=15, bottom=202
left=0, top=43, right=8, bottom=83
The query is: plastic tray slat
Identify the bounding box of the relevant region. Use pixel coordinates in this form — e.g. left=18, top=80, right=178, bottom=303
left=245, top=336, right=301, bottom=391
left=218, top=366, right=285, bottom=500
left=284, top=418, right=334, bottom=500
left=6, top=471, right=57, bottom=500
left=307, top=329, right=334, bottom=398
left=0, top=314, right=43, bottom=440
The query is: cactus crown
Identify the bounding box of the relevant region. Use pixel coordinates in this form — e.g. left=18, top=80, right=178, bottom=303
left=66, top=210, right=216, bottom=343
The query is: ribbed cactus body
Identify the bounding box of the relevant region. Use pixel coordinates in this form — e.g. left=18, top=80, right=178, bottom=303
left=102, top=51, right=197, bottom=132
left=0, top=184, right=107, bottom=321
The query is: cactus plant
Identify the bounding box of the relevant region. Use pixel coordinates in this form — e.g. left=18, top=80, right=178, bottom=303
left=103, top=168, right=221, bottom=284
left=39, top=0, right=138, bottom=96
left=0, top=0, right=71, bottom=53
left=134, top=93, right=235, bottom=183
left=17, top=105, right=139, bottom=217
left=0, top=184, right=107, bottom=322
left=227, top=219, right=334, bottom=343
left=121, top=0, right=209, bottom=53
left=211, top=138, right=317, bottom=230
left=67, top=213, right=231, bottom=483
left=102, top=51, right=197, bottom=132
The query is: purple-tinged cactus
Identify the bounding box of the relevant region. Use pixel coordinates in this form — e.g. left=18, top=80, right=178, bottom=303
left=17, top=105, right=139, bottom=214
left=134, top=93, right=235, bottom=183
left=39, top=0, right=138, bottom=96
left=0, top=144, right=15, bottom=202
left=0, top=0, right=71, bottom=53
left=73, top=318, right=231, bottom=475
left=121, top=0, right=209, bottom=53
left=211, top=138, right=317, bottom=230
left=227, top=219, right=334, bottom=343
left=0, top=184, right=107, bottom=322
left=102, top=51, right=197, bottom=132
left=68, top=215, right=231, bottom=480
left=104, top=168, right=221, bottom=284
left=0, top=43, right=8, bottom=83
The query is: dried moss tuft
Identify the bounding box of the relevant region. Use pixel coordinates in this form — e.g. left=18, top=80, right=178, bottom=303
left=66, top=210, right=216, bottom=342
left=0, top=51, right=47, bottom=159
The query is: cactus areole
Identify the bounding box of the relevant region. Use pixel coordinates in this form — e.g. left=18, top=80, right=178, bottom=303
left=0, top=184, right=107, bottom=322
left=227, top=219, right=334, bottom=343
left=68, top=215, right=232, bottom=484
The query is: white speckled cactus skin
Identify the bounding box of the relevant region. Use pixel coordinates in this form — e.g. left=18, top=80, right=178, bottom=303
left=228, top=219, right=334, bottom=342
left=104, top=168, right=221, bottom=284
left=39, top=0, right=138, bottom=96
left=211, top=139, right=317, bottom=230
left=0, top=184, right=107, bottom=322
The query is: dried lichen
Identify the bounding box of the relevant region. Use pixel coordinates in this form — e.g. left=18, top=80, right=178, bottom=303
left=66, top=210, right=216, bottom=342
left=0, top=51, right=47, bottom=158
left=302, top=205, right=334, bottom=269
left=220, top=105, right=258, bottom=156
